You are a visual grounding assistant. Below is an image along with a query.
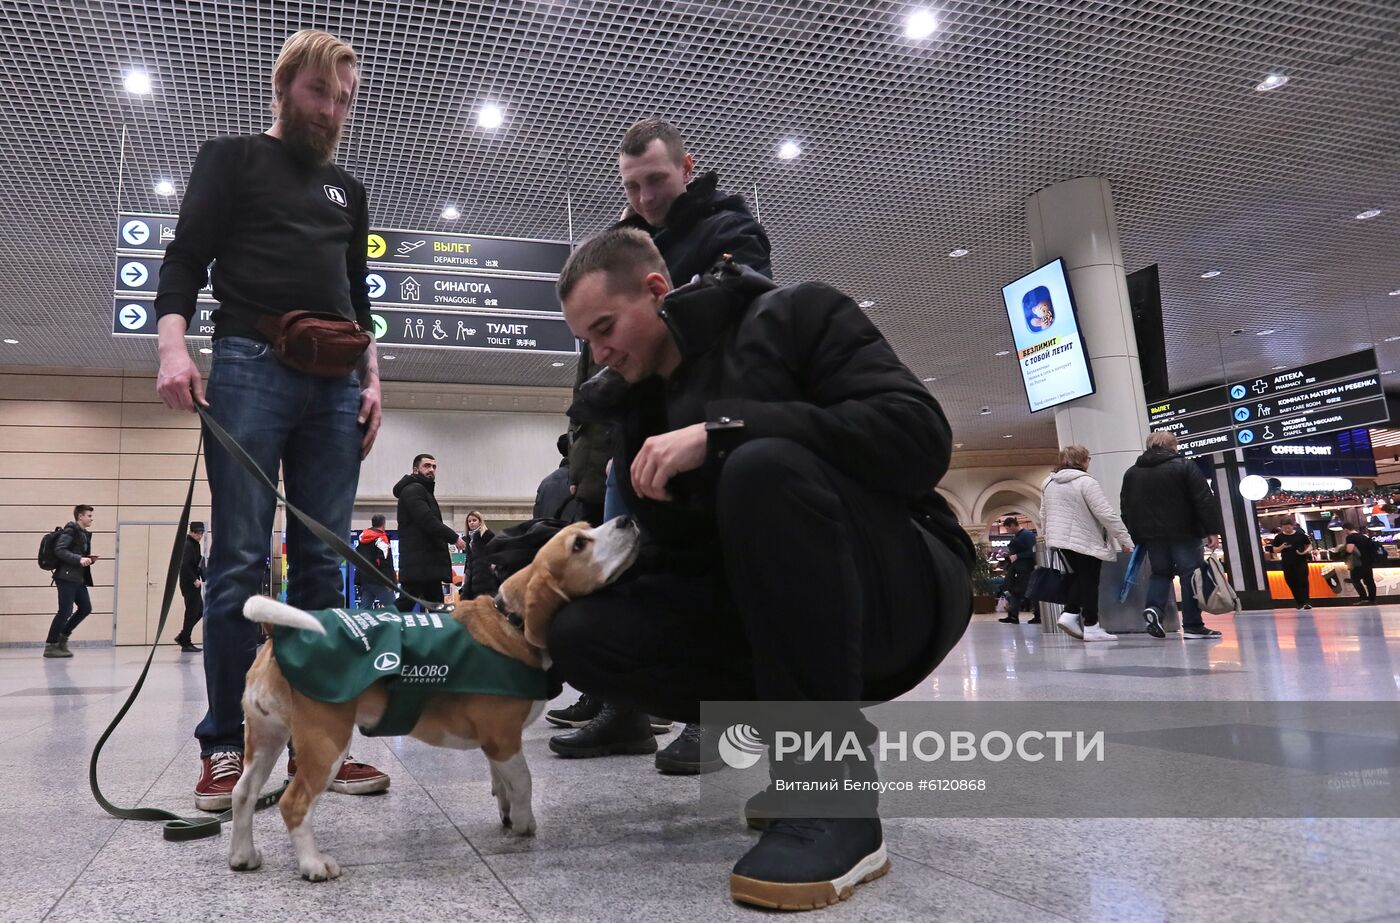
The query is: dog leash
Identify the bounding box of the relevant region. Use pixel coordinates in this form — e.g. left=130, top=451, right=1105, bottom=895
left=91, top=406, right=449, bottom=842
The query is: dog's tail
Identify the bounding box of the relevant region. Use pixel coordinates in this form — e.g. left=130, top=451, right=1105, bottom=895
left=242, top=597, right=327, bottom=634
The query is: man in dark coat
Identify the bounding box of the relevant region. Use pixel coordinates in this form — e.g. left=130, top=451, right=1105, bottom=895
left=997, top=516, right=1040, bottom=624
left=533, top=434, right=580, bottom=522
left=553, top=117, right=774, bottom=769
left=353, top=513, right=398, bottom=609
left=549, top=229, right=974, bottom=910
left=1120, top=430, right=1224, bottom=639
left=393, top=454, right=465, bottom=612
left=173, top=522, right=206, bottom=652
left=44, top=504, right=99, bottom=658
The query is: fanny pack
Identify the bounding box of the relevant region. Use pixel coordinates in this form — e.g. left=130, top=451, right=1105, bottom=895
left=256, top=310, right=370, bottom=377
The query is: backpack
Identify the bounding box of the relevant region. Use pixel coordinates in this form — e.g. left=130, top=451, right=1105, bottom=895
left=37, top=525, right=67, bottom=571
left=1191, top=555, right=1240, bottom=615
left=1370, top=539, right=1390, bottom=564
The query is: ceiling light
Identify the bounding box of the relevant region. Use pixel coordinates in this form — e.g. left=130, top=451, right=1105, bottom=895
left=551, top=361, right=566, bottom=367
left=441, top=206, right=461, bottom=220
left=1200, top=270, right=1222, bottom=279
left=198, top=347, right=213, bottom=355
left=995, top=350, right=1010, bottom=356
left=1356, top=209, right=1383, bottom=221
left=1384, top=335, right=1400, bottom=342
left=1385, top=370, right=1397, bottom=376
left=905, top=8, right=939, bottom=40
left=1389, top=290, right=1400, bottom=296
left=1271, top=365, right=1287, bottom=370
left=154, top=179, right=174, bottom=196
left=978, top=408, right=991, bottom=415
left=777, top=140, right=802, bottom=160
left=953, top=443, right=964, bottom=449
left=1002, top=434, right=1014, bottom=439
left=477, top=104, right=504, bottom=129
left=948, top=248, right=969, bottom=258
left=1255, top=329, right=1275, bottom=336
left=381, top=354, right=396, bottom=360
left=1255, top=73, right=1289, bottom=92
left=858, top=300, right=875, bottom=308
left=2, top=338, right=17, bottom=345
left=922, top=376, right=936, bottom=382
left=123, top=69, right=152, bottom=95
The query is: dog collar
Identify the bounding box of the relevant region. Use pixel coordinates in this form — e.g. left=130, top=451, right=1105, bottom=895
left=493, top=593, right=526, bottom=632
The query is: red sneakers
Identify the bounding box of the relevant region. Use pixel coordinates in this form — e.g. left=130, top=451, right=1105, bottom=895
left=194, top=751, right=243, bottom=811
left=287, top=755, right=391, bottom=795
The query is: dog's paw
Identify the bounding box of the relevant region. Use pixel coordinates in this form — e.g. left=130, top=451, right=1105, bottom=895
left=506, top=811, right=537, bottom=837
left=300, top=854, right=342, bottom=882
left=228, top=847, right=262, bottom=871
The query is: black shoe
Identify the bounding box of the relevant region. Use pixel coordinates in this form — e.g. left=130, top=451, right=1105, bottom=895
left=997, top=615, right=1019, bottom=624
left=1182, top=625, right=1222, bottom=640
left=179, top=643, right=202, bottom=653
left=1143, top=607, right=1166, bottom=638
left=730, top=817, right=890, bottom=910
left=655, top=723, right=724, bottom=775
left=745, top=784, right=781, bottom=831
left=1301, top=604, right=1313, bottom=610
left=1027, top=614, right=1042, bottom=624
left=548, top=704, right=657, bottom=758
left=544, top=693, right=601, bottom=729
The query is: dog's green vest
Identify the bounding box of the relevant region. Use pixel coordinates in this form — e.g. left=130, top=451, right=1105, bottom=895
left=273, top=608, right=548, bottom=738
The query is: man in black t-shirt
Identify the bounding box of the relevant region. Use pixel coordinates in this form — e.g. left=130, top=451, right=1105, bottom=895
left=155, top=30, right=388, bottom=814
left=1342, top=530, right=1380, bottom=604
left=1269, top=521, right=1313, bottom=609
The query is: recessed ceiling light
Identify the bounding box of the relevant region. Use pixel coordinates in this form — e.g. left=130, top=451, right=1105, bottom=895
left=1200, top=270, right=1222, bottom=279
left=978, top=408, right=991, bottom=415
left=441, top=206, right=461, bottom=220
left=123, top=69, right=152, bottom=95
left=777, top=140, right=802, bottom=160
left=948, top=248, right=969, bottom=258
left=154, top=179, right=174, bottom=196
left=857, top=300, right=875, bottom=308
left=953, top=442, right=964, bottom=449
left=381, top=354, right=396, bottom=360
left=2, top=338, right=17, bottom=345
left=551, top=361, right=566, bottom=367
left=921, top=376, right=936, bottom=382
left=477, top=104, right=504, bottom=129
left=1002, top=434, right=1014, bottom=439
left=198, top=347, right=213, bottom=355
left=995, top=350, right=1010, bottom=356
left=1271, top=365, right=1287, bottom=370
left=1255, top=329, right=1276, bottom=336
left=1385, top=335, right=1400, bottom=342
left=1255, top=73, right=1289, bottom=92
left=1355, top=209, right=1383, bottom=221
left=905, top=8, right=939, bottom=40
left=1384, top=370, right=1397, bottom=376
left=1389, top=290, right=1400, bottom=296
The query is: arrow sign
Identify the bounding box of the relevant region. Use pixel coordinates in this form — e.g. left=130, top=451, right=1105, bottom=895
left=119, top=261, right=149, bottom=287
left=118, top=303, right=148, bottom=330
left=121, top=219, right=151, bottom=246
left=366, top=273, right=386, bottom=299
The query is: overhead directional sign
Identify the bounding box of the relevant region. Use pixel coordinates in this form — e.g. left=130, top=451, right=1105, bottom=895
left=113, top=298, right=215, bottom=337
left=116, top=213, right=569, bottom=277
left=364, top=267, right=559, bottom=312
left=1147, top=349, right=1389, bottom=457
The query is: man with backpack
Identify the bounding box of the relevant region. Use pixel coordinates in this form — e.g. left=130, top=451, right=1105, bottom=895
left=42, top=505, right=98, bottom=659
left=353, top=514, right=397, bottom=609
left=1342, top=528, right=1385, bottom=605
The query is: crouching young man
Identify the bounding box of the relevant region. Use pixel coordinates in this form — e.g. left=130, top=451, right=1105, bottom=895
left=550, top=228, right=973, bottom=909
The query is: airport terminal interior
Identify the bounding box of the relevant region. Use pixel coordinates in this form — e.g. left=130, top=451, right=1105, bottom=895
left=2, top=2, right=1399, bottom=921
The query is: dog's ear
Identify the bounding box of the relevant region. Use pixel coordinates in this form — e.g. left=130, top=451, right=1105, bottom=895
left=520, top=569, right=568, bottom=648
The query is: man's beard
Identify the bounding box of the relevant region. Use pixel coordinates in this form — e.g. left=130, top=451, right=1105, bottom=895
left=279, top=98, right=342, bottom=166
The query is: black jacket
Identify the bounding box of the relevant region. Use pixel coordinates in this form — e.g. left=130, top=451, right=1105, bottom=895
left=569, top=263, right=973, bottom=575
left=53, top=522, right=93, bottom=587
left=179, top=535, right=204, bottom=595
left=533, top=463, right=579, bottom=521
left=569, top=172, right=772, bottom=506
left=462, top=529, right=497, bottom=599
left=1006, top=528, right=1037, bottom=574
left=353, top=528, right=397, bottom=588
left=1120, top=448, right=1223, bottom=542
left=393, top=474, right=459, bottom=583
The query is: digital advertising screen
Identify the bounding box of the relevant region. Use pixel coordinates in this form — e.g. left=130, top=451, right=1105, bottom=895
left=1001, top=258, right=1096, bottom=413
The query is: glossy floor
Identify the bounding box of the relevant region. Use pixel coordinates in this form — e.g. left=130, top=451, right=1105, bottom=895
left=3, top=606, right=1398, bottom=922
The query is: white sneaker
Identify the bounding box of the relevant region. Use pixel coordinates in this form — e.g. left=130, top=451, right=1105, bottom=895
left=1056, top=611, right=1084, bottom=640
left=1082, top=624, right=1118, bottom=642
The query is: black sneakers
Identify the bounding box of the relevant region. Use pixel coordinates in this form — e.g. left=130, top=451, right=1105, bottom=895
left=1182, top=625, right=1223, bottom=640
left=655, top=722, right=724, bottom=775
left=544, top=693, right=602, bottom=729
left=996, top=614, right=1019, bottom=624
left=730, top=817, right=890, bottom=910
left=548, top=704, right=657, bottom=758
left=1143, top=607, right=1166, bottom=638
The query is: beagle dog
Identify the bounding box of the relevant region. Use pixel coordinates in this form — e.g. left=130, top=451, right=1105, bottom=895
left=227, top=517, right=640, bottom=881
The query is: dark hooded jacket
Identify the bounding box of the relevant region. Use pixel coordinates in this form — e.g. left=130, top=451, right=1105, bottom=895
left=568, top=171, right=772, bottom=507
left=568, top=262, right=974, bottom=582
left=1119, top=447, right=1223, bottom=542
left=393, top=474, right=459, bottom=583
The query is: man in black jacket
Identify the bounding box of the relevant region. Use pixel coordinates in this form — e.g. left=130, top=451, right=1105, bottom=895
left=44, top=505, right=98, bottom=659
left=549, top=229, right=973, bottom=910
left=353, top=514, right=397, bottom=609
left=552, top=117, right=773, bottom=771
left=997, top=516, right=1040, bottom=625
left=1120, top=431, right=1225, bottom=639
left=393, top=454, right=465, bottom=611
left=173, top=522, right=206, bottom=653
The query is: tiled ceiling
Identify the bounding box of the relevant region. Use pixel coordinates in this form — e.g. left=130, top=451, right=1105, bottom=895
left=1, top=0, right=1398, bottom=450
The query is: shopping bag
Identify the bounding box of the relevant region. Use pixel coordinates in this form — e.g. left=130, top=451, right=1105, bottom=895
left=1026, top=551, right=1074, bottom=605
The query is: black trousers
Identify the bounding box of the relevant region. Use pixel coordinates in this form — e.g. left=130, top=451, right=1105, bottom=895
left=1351, top=565, right=1378, bottom=602
left=175, top=587, right=204, bottom=645
left=1282, top=561, right=1311, bottom=605
left=548, top=438, right=972, bottom=724
left=397, top=578, right=446, bottom=613
left=46, top=580, right=92, bottom=644
left=1058, top=549, right=1104, bottom=626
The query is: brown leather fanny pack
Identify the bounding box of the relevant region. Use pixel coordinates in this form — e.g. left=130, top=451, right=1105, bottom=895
left=255, top=311, right=370, bottom=378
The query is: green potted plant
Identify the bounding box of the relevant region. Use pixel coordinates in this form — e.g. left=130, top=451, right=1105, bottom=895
left=971, top=541, right=1000, bottom=614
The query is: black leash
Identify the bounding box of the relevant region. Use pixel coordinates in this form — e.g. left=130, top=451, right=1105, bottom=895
left=90, top=406, right=450, bottom=842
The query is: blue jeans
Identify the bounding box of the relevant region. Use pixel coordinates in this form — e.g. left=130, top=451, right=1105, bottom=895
left=48, top=580, right=93, bottom=643
left=195, top=337, right=363, bottom=756
left=603, top=463, right=627, bottom=522
left=1142, top=539, right=1206, bottom=629
left=357, top=584, right=396, bottom=609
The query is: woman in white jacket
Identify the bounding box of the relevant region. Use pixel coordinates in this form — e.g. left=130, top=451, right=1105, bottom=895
left=1040, top=445, right=1134, bottom=642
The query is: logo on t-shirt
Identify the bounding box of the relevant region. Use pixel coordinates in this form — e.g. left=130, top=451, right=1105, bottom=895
left=324, top=185, right=348, bottom=207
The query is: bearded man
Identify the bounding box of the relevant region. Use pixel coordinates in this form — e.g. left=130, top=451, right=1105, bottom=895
left=155, top=29, right=390, bottom=810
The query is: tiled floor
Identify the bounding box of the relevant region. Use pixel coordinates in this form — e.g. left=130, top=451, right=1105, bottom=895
left=3, top=606, right=1399, bottom=922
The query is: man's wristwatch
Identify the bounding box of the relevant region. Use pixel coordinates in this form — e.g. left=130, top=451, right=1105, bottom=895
left=705, top=416, right=746, bottom=461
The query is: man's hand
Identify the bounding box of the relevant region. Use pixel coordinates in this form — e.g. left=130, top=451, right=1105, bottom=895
left=80, top=557, right=94, bottom=567
left=155, top=315, right=207, bottom=412
left=455, top=537, right=467, bottom=552
left=1206, top=534, right=1222, bottom=549
left=358, top=380, right=382, bottom=459
left=630, top=423, right=708, bottom=502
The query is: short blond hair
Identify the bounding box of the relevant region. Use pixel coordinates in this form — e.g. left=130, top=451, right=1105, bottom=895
left=1055, top=445, right=1091, bottom=472
left=271, top=30, right=358, bottom=114
left=1146, top=431, right=1179, bottom=452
